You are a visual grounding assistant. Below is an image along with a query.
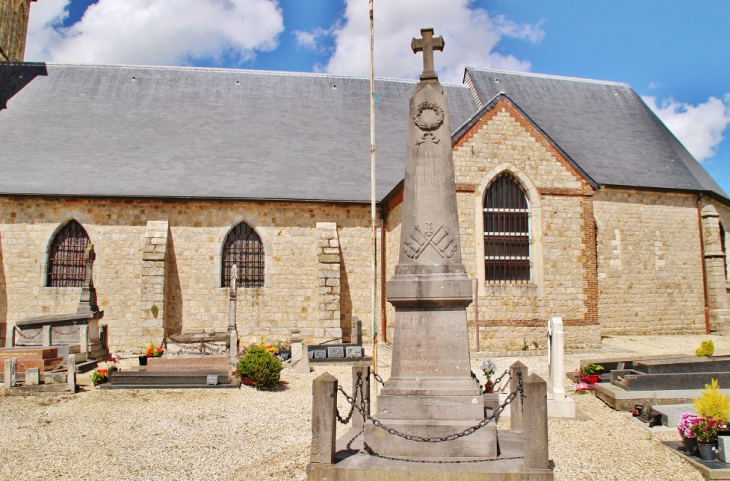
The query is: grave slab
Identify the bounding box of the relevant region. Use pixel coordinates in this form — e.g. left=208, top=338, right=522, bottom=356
left=662, top=441, right=730, bottom=480
left=651, top=404, right=696, bottom=427
left=592, top=382, right=730, bottom=411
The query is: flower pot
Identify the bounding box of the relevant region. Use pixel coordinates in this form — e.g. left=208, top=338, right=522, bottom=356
left=682, top=436, right=698, bottom=456
left=698, top=443, right=716, bottom=460
left=138, top=356, right=148, bottom=366
left=484, top=380, right=494, bottom=393
left=588, top=374, right=600, bottom=384
left=579, top=374, right=589, bottom=383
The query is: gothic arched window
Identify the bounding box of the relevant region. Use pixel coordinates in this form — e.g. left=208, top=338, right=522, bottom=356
left=222, top=222, right=264, bottom=288
left=483, top=174, right=530, bottom=282
left=47, top=220, right=90, bottom=287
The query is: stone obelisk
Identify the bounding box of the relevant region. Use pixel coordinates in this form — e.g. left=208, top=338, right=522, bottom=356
left=364, top=29, right=497, bottom=459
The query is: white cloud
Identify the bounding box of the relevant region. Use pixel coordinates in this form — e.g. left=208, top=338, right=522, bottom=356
left=294, top=27, right=332, bottom=53
left=25, top=0, right=284, bottom=66
left=314, top=0, right=543, bottom=83
left=644, top=94, right=730, bottom=162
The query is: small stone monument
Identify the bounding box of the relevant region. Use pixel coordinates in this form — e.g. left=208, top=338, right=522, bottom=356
left=546, top=317, right=576, bottom=418
left=290, top=328, right=309, bottom=373
left=363, top=27, right=495, bottom=459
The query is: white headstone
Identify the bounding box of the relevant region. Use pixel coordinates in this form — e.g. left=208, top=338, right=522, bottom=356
left=290, top=329, right=309, bottom=373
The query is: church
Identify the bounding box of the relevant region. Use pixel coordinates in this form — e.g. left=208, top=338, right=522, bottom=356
left=1, top=3, right=729, bottom=353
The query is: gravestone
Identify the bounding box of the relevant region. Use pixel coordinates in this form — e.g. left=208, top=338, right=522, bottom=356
left=546, top=317, right=576, bottom=418
left=228, top=264, right=238, bottom=360
left=77, top=244, right=99, bottom=314
left=363, top=28, right=496, bottom=459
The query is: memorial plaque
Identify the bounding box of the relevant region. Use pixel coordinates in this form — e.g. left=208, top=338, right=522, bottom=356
left=327, top=347, right=344, bottom=359
left=345, top=346, right=362, bottom=358
left=206, top=375, right=218, bottom=385
left=313, top=349, right=326, bottom=360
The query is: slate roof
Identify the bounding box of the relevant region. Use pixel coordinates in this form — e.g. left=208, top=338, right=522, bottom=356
left=464, top=68, right=727, bottom=199
left=0, top=63, right=725, bottom=203
left=0, top=63, right=475, bottom=202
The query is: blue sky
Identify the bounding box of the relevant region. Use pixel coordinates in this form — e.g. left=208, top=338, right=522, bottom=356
left=26, top=0, right=730, bottom=194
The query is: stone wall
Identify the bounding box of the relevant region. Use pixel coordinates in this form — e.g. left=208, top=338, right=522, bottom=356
left=593, top=188, right=705, bottom=335
left=0, top=197, right=374, bottom=352
left=450, top=100, right=600, bottom=350
left=0, top=0, right=31, bottom=62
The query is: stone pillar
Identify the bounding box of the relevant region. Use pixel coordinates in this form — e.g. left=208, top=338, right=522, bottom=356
left=140, top=220, right=169, bottom=345
left=42, top=325, right=51, bottom=346
left=510, top=361, right=528, bottom=432
left=523, top=373, right=550, bottom=470
left=25, top=368, right=40, bottom=386
left=79, top=324, right=90, bottom=354
left=701, top=205, right=730, bottom=331
left=228, top=264, right=238, bottom=360
left=4, top=359, right=16, bottom=387
left=66, top=354, right=76, bottom=387
left=316, top=222, right=342, bottom=341
left=546, top=317, right=576, bottom=418
left=351, top=362, right=371, bottom=433
left=290, top=329, right=310, bottom=373
left=310, top=373, right=338, bottom=465
left=6, top=324, right=15, bottom=347
left=350, top=318, right=362, bottom=345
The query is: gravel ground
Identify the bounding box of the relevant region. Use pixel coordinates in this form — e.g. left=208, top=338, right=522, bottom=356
left=1, top=334, right=728, bottom=480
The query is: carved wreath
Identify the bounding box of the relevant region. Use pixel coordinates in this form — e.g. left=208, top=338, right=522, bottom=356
left=413, top=101, right=445, bottom=132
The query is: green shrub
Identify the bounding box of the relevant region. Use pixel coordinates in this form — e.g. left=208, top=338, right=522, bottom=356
left=580, top=363, right=604, bottom=376
left=237, top=345, right=282, bottom=390
left=694, top=379, right=730, bottom=424
left=695, top=340, right=715, bottom=357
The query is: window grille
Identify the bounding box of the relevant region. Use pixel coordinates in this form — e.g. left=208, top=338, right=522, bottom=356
left=483, top=174, right=530, bottom=282
left=222, top=222, right=264, bottom=288
left=47, top=220, right=90, bottom=287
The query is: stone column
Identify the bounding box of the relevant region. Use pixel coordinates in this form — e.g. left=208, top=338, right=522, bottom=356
left=42, top=325, right=51, bottom=346
left=510, top=361, right=528, bottom=432
left=228, top=264, right=238, bottom=361
left=315, top=222, right=342, bottom=341
left=310, top=373, right=338, bottom=465
left=139, top=220, right=169, bottom=346
left=290, top=329, right=310, bottom=373
left=546, top=317, right=576, bottom=418
left=523, top=373, right=550, bottom=470
left=4, top=359, right=16, bottom=387
left=701, top=205, right=730, bottom=331
left=351, top=362, right=371, bottom=433
left=66, top=354, right=76, bottom=388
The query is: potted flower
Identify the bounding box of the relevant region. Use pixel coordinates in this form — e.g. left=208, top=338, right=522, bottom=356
left=691, top=416, right=721, bottom=460
left=677, top=412, right=701, bottom=455
left=580, top=363, right=604, bottom=384
left=145, top=342, right=164, bottom=358
left=90, top=368, right=109, bottom=386
left=275, top=340, right=291, bottom=361
left=480, top=360, right=498, bottom=393
left=104, top=357, right=119, bottom=373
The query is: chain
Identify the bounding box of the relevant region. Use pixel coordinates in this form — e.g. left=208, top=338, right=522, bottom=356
left=363, top=445, right=524, bottom=464
left=336, top=371, right=363, bottom=424
left=52, top=326, right=81, bottom=336
left=16, top=360, right=28, bottom=369
left=492, top=369, right=509, bottom=386
left=371, top=371, right=385, bottom=386
left=15, top=327, right=41, bottom=340
left=337, top=378, right=524, bottom=443
left=517, top=371, right=524, bottom=405
left=345, top=430, right=363, bottom=451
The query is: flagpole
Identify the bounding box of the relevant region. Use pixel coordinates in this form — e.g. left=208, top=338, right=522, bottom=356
left=369, top=0, right=378, bottom=409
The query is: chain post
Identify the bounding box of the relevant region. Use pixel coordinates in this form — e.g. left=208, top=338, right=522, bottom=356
left=352, top=363, right=371, bottom=432
left=509, top=361, right=528, bottom=432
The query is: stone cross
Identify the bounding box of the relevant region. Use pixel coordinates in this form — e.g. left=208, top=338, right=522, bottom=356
left=411, top=28, right=444, bottom=81
left=83, top=244, right=95, bottom=288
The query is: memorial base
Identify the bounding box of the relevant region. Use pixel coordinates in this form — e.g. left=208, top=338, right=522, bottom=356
left=307, top=429, right=553, bottom=481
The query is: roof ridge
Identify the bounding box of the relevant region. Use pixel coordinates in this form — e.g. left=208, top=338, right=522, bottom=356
left=38, top=63, right=467, bottom=86
left=466, top=66, right=630, bottom=88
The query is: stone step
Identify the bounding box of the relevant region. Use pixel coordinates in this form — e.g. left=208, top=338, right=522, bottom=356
left=146, top=356, right=231, bottom=367
left=108, top=370, right=232, bottom=386
left=100, top=381, right=240, bottom=390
